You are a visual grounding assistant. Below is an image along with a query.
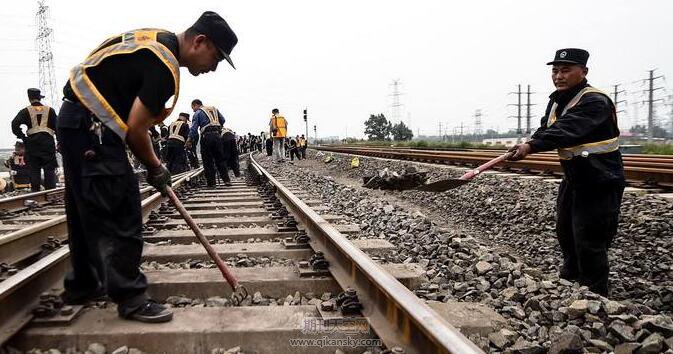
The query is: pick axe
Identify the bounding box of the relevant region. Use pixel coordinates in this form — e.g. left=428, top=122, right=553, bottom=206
left=416, top=152, right=514, bottom=192
left=165, top=186, right=249, bottom=305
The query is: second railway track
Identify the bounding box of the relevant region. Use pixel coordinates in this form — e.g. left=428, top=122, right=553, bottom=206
left=0, top=154, right=482, bottom=354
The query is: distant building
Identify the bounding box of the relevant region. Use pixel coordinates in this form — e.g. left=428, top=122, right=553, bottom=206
left=481, top=137, right=522, bottom=147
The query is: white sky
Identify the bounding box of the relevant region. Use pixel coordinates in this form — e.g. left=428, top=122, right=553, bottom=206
left=1, top=0, right=672, bottom=147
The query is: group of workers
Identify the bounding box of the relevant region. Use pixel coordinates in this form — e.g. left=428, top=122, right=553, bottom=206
left=6, top=7, right=623, bottom=326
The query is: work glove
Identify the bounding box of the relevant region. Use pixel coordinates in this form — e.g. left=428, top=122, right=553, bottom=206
left=147, top=164, right=172, bottom=196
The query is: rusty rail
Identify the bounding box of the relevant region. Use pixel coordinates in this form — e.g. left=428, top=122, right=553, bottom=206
left=316, top=146, right=673, bottom=187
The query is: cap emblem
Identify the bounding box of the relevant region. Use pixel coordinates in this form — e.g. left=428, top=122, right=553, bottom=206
left=560, top=51, right=567, bottom=58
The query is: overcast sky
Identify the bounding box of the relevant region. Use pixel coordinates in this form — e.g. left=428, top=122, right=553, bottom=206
left=1, top=0, right=672, bottom=147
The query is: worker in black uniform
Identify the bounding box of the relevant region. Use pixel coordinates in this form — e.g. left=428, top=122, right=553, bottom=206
left=508, top=48, right=624, bottom=297
left=11, top=88, right=58, bottom=192
left=185, top=99, right=232, bottom=186
left=56, top=11, right=238, bottom=323
left=220, top=126, right=240, bottom=177
left=186, top=120, right=200, bottom=169
left=164, top=113, right=190, bottom=174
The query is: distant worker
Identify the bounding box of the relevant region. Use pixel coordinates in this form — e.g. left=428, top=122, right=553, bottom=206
left=186, top=99, right=232, bottom=186
left=187, top=119, right=200, bottom=169
left=269, top=108, right=287, bottom=162
left=11, top=88, right=58, bottom=192
left=56, top=11, right=238, bottom=323
left=4, top=141, right=32, bottom=190
left=289, top=136, right=301, bottom=161
left=299, top=134, right=307, bottom=159
left=508, top=48, right=624, bottom=297
left=265, top=135, right=273, bottom=156
left=164, top=113, right=190, bottom=174
left=221, top=126, right=240, bottom=177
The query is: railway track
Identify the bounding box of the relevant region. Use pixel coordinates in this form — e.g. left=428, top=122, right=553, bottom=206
left=315, top=145, right=673, bottom=187
left=0, top=155, right=482, bottom=354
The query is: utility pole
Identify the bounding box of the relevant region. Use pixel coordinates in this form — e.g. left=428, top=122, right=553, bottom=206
left=524, top=85, right=535, bottom=136
left=612, top=84, right=626, bottom=114
left=643, top=69, right=664, bottom=140
left=508, top=84, right=524, bottom=140
left=668, top=95, right=673, bottom=138
left=36, top=0, right=57, bottom=108
left=438, top=122, right=443, bottom=140
left=389, top=79, right=404, bottom=123
left=459, top=122, right=465, bottom=142
left=474, top=109, right=482, bottom=142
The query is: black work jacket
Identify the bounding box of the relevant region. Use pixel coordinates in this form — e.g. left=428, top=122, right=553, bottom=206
left=528, top=80, right=624, bottom=187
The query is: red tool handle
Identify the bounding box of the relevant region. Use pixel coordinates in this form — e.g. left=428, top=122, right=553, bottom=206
left=165, top=187, right=239, bottom=290
left=459, top=152, right=514, bottom=181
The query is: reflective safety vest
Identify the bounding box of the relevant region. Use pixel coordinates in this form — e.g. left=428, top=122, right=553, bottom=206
left=168, top=120, right=185, bottom=142
left=199, top=106, right=222, bottom=132
left=69, top=28, right=180, bottom=141
left=270, top=115, right=287, bottom=138
left=26, top=105, right=54, bottom=136
left=547, top=87, right=619, bottom=160
left=298, top=137, right=306, bottom=147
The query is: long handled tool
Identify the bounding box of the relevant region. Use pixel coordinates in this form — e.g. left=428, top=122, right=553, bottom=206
left=165, top=186, right=249, bottom=305
left=416, top=152, right=514, bottom=192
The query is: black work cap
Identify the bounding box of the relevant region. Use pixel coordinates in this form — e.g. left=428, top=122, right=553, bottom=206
left=27, top=88, right=44, bottom=99
left=192, top=11, right=238, bottom=69
left=547, top=48, right=589, bottom=66
left=179, top=112, right=190, bottom=120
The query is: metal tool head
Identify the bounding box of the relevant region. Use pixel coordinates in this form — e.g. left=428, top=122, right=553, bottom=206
left=415, top=178, right=470, bottom=192
left=230, top=284, right=249, bottom=306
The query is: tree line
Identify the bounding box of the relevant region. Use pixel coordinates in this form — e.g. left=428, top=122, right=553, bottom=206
left=364, top=114, right=413, bottom=141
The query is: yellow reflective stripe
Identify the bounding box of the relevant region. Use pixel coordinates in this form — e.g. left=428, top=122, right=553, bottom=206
left=547, top=87, right=609, bottom=128
left=70, top=29, right=180, bottom=140
left=557, top=137, right=620, bottom=160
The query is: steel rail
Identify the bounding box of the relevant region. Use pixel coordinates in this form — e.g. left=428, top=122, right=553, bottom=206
left=0, top=188, right=65, bottom=215
left=0, top=171, right=193, bottom=266
left=0, top=167, right=203, bottom=345
left=249, top=154, right=482, bottom=354
left=316, top=146, right=673, bottom=187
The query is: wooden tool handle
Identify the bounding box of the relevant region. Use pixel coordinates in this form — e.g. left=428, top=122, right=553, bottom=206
left=165, top=187, right=239, bottom=290
left=459, top=152, right=513, bottom=181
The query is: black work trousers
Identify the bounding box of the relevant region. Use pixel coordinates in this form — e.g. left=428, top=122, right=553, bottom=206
left=556, top=180, right=624, bottom=296
left=25, top=134, right=58, bottom=192
left=164, top=140, right=189, bottom=175
left=56, top=101, right=148, bottom=316
left=221, top=136, right=240, bottom=177
left=200, top=131, right=230, bottom=186
left=290, top=147, right=301, bottom=161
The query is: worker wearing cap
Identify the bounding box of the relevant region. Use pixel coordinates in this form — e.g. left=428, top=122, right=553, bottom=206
left=220, top=126, right=240, bottom=177
left=185, top=99, right=231, bottom=186
left=508, top=48, right=624, bottom=296
left=164, top=113, right=191, bottom=174
left=57, top=11, right=237, bottom=323
left=269, top=108, right=287, bottom=162
left=11, top=88, right=58, bottom=192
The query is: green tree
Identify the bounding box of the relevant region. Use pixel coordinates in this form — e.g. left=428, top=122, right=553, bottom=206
left=391, top=121, right=413, bottom=141
left=364, top=114, right=391, bottom=140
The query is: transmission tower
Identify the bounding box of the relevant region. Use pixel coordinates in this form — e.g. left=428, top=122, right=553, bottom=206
left=389, top=79, right=404, bottom=123
left=642, top=69, right=664, bottom=140
left=36, top=0, right=58, bottom=107
left=474, top=109, right=482, bottom=138
left=524, top=85, right=535, bottom=136
left=508, top=84, right=524, bottom=138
